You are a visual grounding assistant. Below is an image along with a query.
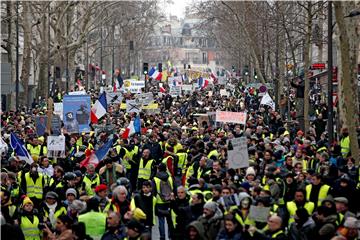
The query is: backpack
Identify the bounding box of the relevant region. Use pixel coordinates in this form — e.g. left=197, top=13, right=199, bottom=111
left=159, top=178, right=172, bottom=202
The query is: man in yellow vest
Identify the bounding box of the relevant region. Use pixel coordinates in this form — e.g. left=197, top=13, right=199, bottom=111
left=340, top=128, right=350, bottom=158
left=81, top=164, right=100, bottom=196
left=305, top=173, right=330, bottom=207
left=248, top=215, right=287, bottom=239
left=21, top=163, right=46, bottom=208
left=137, top=149, right=155, bottom=190
left=286, top=189, right=315, bottom=225
left=153, top=163, right=175, bottom=240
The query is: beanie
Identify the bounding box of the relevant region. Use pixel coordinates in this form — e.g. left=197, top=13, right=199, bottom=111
left=22, top=197, right=33, bottom=207
left=203, top=201, right=217, bottom=213
left=66, top=188, right=77, bottom=198
left=95, top=184, right=107, bottom=193
left=246, top=167, right=256, bottom=177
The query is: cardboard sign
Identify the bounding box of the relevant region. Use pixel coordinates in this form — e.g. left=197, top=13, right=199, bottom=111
left=126, top=99, right=142, bottom=113
left=227, top=137, right=249, bottom=169
left=63, top=95, right=91, bottom=133
left=181, top=84, right=193, bottom=91
left=136, top=92, right=154, bottom=106
left=47, top=135, right=66, bottom=158
left=169, top=85, right=181, bottom=97
left=54, top=103, right=63, bottom=120
left=120, top=103, right=158, bottom=110
left=51, top=115, right=62, bottom=136
left=122, top=79, right=145, bottom=93
left=220, top=89, right=229, bottom=97
left=249, top=206, right=271, bottom=222
left=106, top=91, right=123, bottom=104
left=35, top=116, right=47, bottom=136
left=216, top=111, right=247, bottom=125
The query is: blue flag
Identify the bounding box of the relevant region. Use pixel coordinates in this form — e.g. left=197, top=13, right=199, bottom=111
left=10, top=133, right=33, bottom=164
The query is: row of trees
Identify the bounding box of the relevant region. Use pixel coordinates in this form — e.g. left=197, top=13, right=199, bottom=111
left=1, top=1, right=162, bottom=107
left=193, top=1, right=359, bottom=161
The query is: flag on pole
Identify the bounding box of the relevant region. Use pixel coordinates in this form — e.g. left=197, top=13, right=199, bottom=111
left=80, top=138, right=113, bottom=168
left=198, top=77, right=209, bottom=90
left=122, top=116, right=141, bottom=139
left=90, top=92, right=107, bottom=124
left=10, top=133, right=33, bottom=164
left=260, top=92, right=275, bottom=110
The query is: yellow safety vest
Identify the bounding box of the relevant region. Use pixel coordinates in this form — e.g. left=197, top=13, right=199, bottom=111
left=43, top=206, right=67, bottom=226
left=176, top=152, right=188, bottom=173
left=286, top=201, right=315, bottom=224
left=207, top=149, right=219, bottom=159
left=138, top=159, right=154, bottom=180
left=272, top=230, right=284, bottom=238
left=83, top=174, right=101, bottom=190
left=340, top=136, right=350, bottom=158
left=24, top=172, right=44, bottom=200
left=20, top=215, right=41, bottom=240
left=305, top=184, right=330, bottom=207
left=154, top=176, right=173, bottom=204
left=27, top=144, right=41, bottom=161
left=102, top=200, right=117, bottom=213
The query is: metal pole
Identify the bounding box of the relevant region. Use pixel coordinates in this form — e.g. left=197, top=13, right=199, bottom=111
left=66, top=10, right=69, bottom=92
left=47, top=3, right=51, bottom=98
left=100, top=26, right=103, bottom=87
left=15, top=1, right=19, bottom=110
left=327, top=1, right=334, bottom=145
left=112, top=25, right=115, bottom=87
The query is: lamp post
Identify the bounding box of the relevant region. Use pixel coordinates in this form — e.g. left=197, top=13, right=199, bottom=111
left=327, top=1, right=334, bottom=145
left=15, top=1, right=19, bottom=110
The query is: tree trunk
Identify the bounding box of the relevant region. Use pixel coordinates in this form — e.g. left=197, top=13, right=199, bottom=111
left=37, top=9, right=49, bottom=99
left=20, top=1, right=32, bottom=107
left=303, top=2, right=313, bottom=134
left=334, top=1, right=360, bottom=164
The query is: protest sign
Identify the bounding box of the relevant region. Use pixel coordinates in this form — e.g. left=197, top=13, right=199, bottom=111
left=136, top=92, right=154, bottom=106
left=106, top=91, right=123, bottom=104
left=249, top=206, right=271, bottom=222
left=218, top=76, right=226, bottom=85
left=227, top=137, right=249, bottom=169
left=181, top=84, right=193, bottom=91
left=68, top=90, right=86, bottom=95
left=260, top=92, right=275, bottom=110
left=126, top=99, right=142, bottom=113
left=54, top=103, right=63, bottom=120
left=220, top=89, right=229, bottom=97
left=169, top=85, right=181, bottom=97
left=216, top=111, right=247, bottom=125
left=51, top=115, right=62, bottom=136
left=63, top=95, right=91, bottom=133
left=207, top=112, right=217, bottom=127
left=35, top=116, right=47, bottom=136
left=168, top=76, right=182, bottom=86
left=122, top=79, right=145, bottom=93
left=47, top=135, right=66, bottom=158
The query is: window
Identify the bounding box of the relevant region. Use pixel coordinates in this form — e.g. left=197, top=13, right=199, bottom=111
left=202, top=52, right=207, bottom=64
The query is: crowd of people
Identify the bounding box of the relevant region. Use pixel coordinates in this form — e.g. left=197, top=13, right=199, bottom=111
left=1, top=79, right=359, bottom=240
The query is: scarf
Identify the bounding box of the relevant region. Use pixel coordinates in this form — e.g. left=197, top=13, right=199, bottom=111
left=45, top=202, right=58, bottom=227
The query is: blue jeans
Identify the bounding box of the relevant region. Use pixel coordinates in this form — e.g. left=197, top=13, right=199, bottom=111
left=156, top=203, right=173, bottom=240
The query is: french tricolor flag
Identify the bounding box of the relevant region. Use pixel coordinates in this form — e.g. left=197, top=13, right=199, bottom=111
left=90, top=92, right=107, bottom=124
left=80, top=138, right=113, bottom=168
left=148, top=67, right=162, bottom=81
left=122, top=116, right=141, bottom=139
left=198, top=77, right=209, bottom=90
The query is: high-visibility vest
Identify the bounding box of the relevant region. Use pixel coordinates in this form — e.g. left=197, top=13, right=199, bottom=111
left=130, top=194, right=157, bottom=225
left=83, top=174, right=101, bottom=190
left=154, top=176, right=173, bottom=204
left=20, top=215, right=41, bottom=240
left=272, top=230, right=285, bottom=238
left=292, top=157, right=308, bottom=172
left=176, top=152, right=188, bottom=174
left=340, top=136, right=350, bottom=158
left=305, top=184, right=330, bottom=207
left=234, top=212, right=255, bottom=227
left=197, top=167, right=211, bottom=179
left=78, top=211, right=106, bottom=237
left=27, top=144, right=41, bottom=159
left=262, top=133, right=274, bottom=140
left=185, top=163, right=195, bottom=188
left=286, top=201, right=315, bottom=224
left=43, top=206, right=67, bottom=226
left=207, top=149, right=219, bottom=159
left=138, top=159, right=154, bottom=180
left=24, top=172, right=44, bottom=200
left=102, top=200, right=117, bottom=213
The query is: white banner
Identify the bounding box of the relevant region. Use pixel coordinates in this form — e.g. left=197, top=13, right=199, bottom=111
left=136, top=92, right=154, bottom=106
left=260, top=92, right=275, bottom=110
left=47, top=136, right=66, bottom=158
left=181, top=84, right=193, bottom=91
left=122, top=79, right=145, bottom=93
left=227, top=137, right=249, bottom=169
left=54, top=103, right=63, bottom=120
left=216, top=111, right=247, bottom=125
left=169, top=85, right=181, bottom=97
left=68, top=90, right=86, bottom=95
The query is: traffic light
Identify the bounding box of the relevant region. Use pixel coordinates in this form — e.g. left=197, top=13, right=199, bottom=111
left=158, top=63, right=162, bottom=72
left=143, top=62, right=148, bottom=74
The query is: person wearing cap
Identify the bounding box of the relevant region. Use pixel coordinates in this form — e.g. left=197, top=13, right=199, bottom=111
left=39, top=191, right=67, bottom=228
left=87, top=184, right=114, bottom=213
left=81, top=164, right=100, bottom=197
left=20, top=163, right=46, bottom=208
left=64, top=188, right=77, bottom=207
left=197, top=201, right=223, bottom=240
left=124, top=219, right=146, bottom=240
left=334, top=197, right=355, bottom=224
left=18, top=196, right=43, bottom=240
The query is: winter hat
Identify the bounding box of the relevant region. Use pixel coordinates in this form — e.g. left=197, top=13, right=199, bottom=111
left=203, top=201, right=218, bottom=213
left=344, top=217, right=359, bottom=228
left=22, top=197, right=33, bottom=206
left=66, top=188, right=77, bottom=198
left=46, top=191, right=59, bottom=199
left=95, top=184, right=107, bottom=193
left=334, top=197, right=348, bottom=205
left=127, top=219, right=145, bottom=233
left=246, top=167, right=256, bottom=177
